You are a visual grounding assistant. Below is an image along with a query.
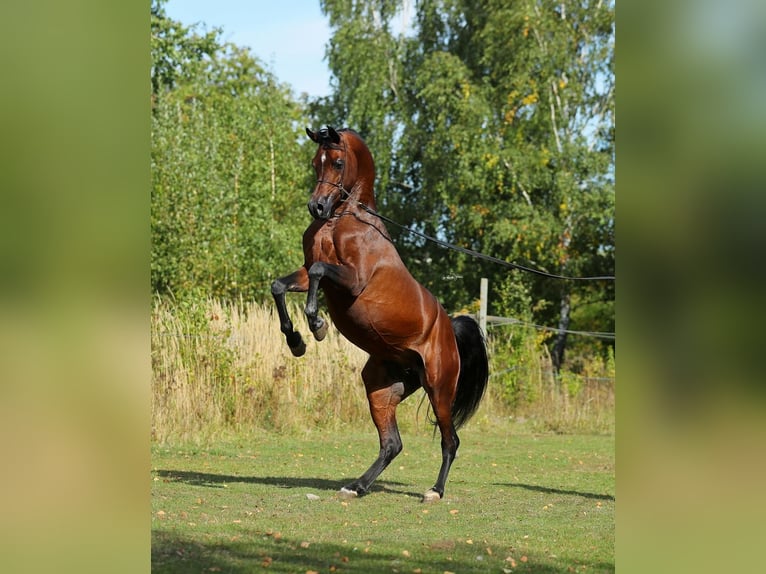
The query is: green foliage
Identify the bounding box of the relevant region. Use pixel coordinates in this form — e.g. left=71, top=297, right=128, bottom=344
left=151, top=0, right=222, bottom=95
left=314, top=0, right=615, bottom=369
left=150, top=1, right=614, bottom=372
left=151, top=5, right=311, bottom=301
left=490, top=329, right=544, bottom=409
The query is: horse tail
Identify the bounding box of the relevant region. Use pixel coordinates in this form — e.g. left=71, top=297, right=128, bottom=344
left=450, top=315, right=490, bottom=429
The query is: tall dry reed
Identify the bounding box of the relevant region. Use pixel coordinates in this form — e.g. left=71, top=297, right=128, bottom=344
left=151, top=298, right=614, bottom=443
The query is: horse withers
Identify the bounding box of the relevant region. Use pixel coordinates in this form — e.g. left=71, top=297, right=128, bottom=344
left=271, top=126, right=489, bottom=502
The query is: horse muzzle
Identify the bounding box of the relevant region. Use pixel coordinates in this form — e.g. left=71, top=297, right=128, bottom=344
left=308, top=195, right=335, bottom=220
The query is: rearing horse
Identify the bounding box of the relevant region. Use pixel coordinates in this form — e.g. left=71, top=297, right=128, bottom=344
left=271, top=126, right=489, bottom=502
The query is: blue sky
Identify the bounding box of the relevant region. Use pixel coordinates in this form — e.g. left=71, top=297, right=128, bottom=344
left=165, top=0, right=332, bottom=98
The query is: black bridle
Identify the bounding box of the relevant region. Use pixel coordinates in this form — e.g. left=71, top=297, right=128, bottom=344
left=314, top=177, right=351, bottom=202
left=310, top=130, right=612, bottom=280
left=313, top=135, right=351, bottom=205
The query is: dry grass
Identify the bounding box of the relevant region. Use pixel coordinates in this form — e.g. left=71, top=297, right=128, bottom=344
left=486, top=331, right=615, bottom=435
left=152, top=298, right=369, bottom=443
left=151, top=298, right=614, bottom=443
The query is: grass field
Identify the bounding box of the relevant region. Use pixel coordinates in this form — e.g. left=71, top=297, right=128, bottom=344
left=152, top=425, right=614, bottom=573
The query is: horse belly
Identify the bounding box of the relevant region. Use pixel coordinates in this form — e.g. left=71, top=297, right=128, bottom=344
left=326, top=286, right=433, bottom=357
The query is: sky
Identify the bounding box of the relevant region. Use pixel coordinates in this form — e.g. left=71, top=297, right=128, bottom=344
left=165, top=0, right=332, bottom=98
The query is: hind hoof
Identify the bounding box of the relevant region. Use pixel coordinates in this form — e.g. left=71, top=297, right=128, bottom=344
left=422, top=489, right=441, bottom=503
left=339, top=487, right=359, bottom=500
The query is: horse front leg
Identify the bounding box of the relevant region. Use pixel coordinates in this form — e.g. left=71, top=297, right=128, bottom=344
left=271, top=269, right=309, bottom=357
left=305, top=261, right=357, bottom=341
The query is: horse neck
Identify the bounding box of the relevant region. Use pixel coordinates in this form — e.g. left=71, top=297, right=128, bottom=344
left=353, top=179, right=376, bottom=210
left=349, top=144, right=377, bottom=210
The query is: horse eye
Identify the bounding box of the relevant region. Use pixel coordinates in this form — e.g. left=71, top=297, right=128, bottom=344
left=333, top=159, right=344, bottom=170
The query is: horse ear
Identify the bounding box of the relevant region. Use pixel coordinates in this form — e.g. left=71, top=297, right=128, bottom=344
left=327, top=126, right=341, bottom=144
left=306, top=127, right=318, bottom=142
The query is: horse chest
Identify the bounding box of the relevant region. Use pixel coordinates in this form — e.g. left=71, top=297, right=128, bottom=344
left=319, top=234, right=337, bottom=261
left=307, top=225, right=340, bottom=264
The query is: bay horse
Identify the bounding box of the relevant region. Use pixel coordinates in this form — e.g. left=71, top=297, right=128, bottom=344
left=271, top=126, right=489, bottom=502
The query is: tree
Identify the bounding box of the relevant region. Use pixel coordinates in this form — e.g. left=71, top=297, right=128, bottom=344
left=151, top=2, right=311, bottom=300
left=469, top=0, right=615, bottom=369
left=312, top=0, right=408, bottom=201
left=151, top=0, right=222, bottom=96
left=314, top=0, right=615, bottom=369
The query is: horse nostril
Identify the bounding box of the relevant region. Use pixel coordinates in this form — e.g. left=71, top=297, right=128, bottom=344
left=308, top=199, right=326, bottom=219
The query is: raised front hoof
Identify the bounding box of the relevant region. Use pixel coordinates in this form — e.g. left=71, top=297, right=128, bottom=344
left=312, top=319, right=328, bottom=342
left=288, top=334, right=307, bottom=357
left=421, top=489, right=442, bottom=504
left=338, top=487, right=360, bottom=500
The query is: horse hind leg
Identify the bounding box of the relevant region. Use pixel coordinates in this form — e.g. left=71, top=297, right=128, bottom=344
left=422, top=418, right=459, bottom=503
left=422, top=378, right=460, bottom=503
left=340, top=359, right=417, bottom=498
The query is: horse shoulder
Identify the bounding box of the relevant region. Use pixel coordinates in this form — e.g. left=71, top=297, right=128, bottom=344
left=303, top=219, right=338, bottom=265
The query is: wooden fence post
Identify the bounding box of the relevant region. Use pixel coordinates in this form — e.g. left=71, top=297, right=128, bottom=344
left=479, top=277, right=488, bottom=335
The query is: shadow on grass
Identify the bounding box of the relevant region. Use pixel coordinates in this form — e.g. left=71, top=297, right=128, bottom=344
left=496, top=482, right=615, bottom=501
left=155, top=469, right=422, bottom=498
left=152, top=529, right=615, bottom=574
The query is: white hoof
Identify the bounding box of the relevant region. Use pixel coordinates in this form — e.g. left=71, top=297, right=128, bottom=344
left=339, top=487, right=359, bottom=500
left=422, top=489, right=441, bottom=503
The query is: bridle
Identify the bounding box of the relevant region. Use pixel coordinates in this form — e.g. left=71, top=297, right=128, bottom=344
left=313, top=135, right=351, bottom=205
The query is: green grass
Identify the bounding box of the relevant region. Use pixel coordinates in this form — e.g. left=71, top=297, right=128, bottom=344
left=152, top=425, right=614, bottom=573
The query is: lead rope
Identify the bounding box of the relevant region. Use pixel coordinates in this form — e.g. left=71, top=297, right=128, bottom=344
left=354, top=201, right=615, bottom=282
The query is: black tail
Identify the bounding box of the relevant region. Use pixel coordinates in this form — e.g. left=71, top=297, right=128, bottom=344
left=450, top=315, right=490, bottom=429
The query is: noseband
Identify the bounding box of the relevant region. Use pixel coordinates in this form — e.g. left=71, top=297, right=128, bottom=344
left=314, top=177, right=350, bottom=202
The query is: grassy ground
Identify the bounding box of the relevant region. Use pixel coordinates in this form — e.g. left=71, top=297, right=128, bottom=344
left=152, top=425, right=614, bottom=573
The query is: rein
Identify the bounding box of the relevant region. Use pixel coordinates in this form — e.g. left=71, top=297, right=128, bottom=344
left=354, top=200, right=616, bottom=282
left=313, top=131, right=614, bottom=282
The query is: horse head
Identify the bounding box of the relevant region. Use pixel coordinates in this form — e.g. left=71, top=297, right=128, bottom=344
left=306, top=126, right=375, bottom=219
